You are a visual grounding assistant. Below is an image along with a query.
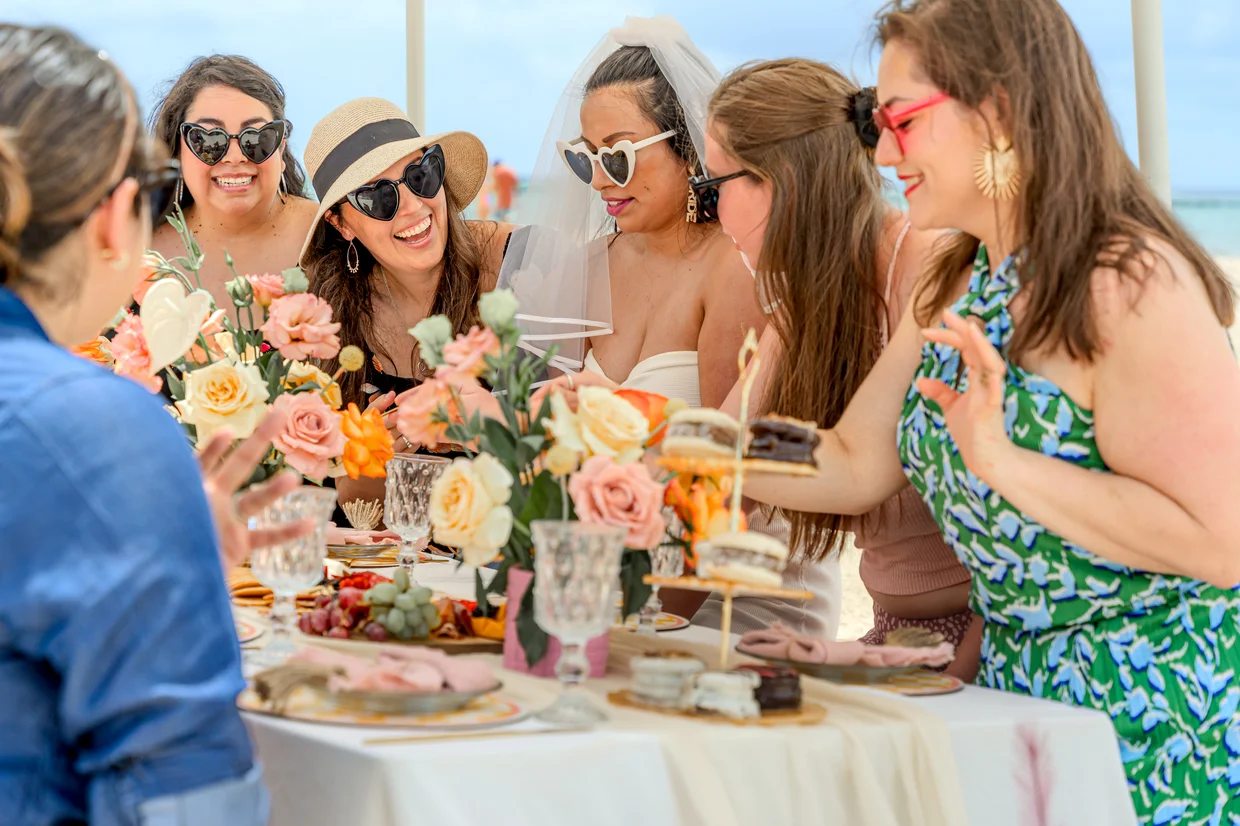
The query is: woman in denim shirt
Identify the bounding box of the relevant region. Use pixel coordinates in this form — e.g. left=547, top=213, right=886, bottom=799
left=0, top=26, right=307, bottom=826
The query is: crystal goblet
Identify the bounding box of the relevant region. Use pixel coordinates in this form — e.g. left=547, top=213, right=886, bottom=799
left=249, top=487, right=337, bottom=667
left=531, top=520, right=626, bottom=726
left=384, top=453, right=450, bottom=583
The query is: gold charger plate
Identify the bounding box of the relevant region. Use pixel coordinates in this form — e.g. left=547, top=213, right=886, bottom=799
left=608, top=689, right=826, bottom=727
left=299, top=629, right=503, bottom=656
left=239, top=685, right=522, bottom=729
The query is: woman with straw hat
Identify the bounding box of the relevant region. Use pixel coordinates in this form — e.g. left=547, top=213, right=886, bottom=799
left=301, top=97, right=514, bottom=508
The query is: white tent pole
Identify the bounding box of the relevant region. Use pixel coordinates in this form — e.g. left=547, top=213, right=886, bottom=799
left=1131, top=0, right=1171, bottom=204
left=406, top=0, right=426, bottom=129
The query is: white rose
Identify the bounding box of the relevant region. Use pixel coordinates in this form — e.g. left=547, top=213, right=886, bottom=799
left=575, top=386, right=650, bottom=458
left=409, top=315, right=453, bottom=367
left=430, top=456, right=514, bottom=567
left=544, top=391, right=588, bottom=454
left=285, top=360, right=343, bottom=409
left=478, top=288, right=520, bottom=332
left=175, top=361, right=270, bottom=444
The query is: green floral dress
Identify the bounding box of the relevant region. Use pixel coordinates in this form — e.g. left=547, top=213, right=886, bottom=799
left=898, top=245, right=1240, bottom=825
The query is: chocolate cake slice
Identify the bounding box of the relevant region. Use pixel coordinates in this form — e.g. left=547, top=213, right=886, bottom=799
left=735, top=664, right=802, bottom=711
left=746, top=415, right=820, bottom=467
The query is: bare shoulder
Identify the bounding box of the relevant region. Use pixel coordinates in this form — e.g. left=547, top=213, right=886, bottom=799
left=150, top=222, right=183, bottom=260
left=702, top=230, right=755, bottom=292
left=287, top=196, right=320, bottom=233
left=467, top=220, right=518, bottom=292
left=894, top=226, right=950, bottom=299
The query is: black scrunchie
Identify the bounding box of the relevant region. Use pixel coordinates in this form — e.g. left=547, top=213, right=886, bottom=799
left=851, top=87, right=880, bottom=149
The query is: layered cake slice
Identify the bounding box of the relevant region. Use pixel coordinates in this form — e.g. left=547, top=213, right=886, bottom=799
left=661, top=409, right=742, bottom=459
left=695, top=530, right=789, bottom=589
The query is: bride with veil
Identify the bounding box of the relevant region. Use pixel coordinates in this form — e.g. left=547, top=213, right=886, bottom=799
left=499, top=15, right=842, bottom=638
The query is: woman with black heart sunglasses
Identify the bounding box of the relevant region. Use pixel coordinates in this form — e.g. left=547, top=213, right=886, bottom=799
left=148, top=55, right=318, bottom=321
left=299, top=97, right=516, bottom=514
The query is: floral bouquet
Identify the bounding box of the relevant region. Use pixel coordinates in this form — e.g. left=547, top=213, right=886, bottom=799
left=395, top=289, right=677, bottom=665
left=80, top=209, right=392, bottom=485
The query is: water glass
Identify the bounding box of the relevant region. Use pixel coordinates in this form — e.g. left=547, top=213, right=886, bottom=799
left=532, top=520, right=625, bottom=726
left=637, top=544, right=686, bottom=635
left=249, top=487, right=337, bottom=666
left=385, top=453, right=450, bottom=583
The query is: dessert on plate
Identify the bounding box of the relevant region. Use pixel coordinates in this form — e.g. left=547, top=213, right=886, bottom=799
left=691, top=670, right=761, bottom=720
left=745, top=415, right=821, bottom=473
left=630, top=651, right=706, bottom=709
left=695, top=530, right=789, bottom=589
left=734, top=663, right=802, bottom=711
left=661, top=408, right=743, bottom=459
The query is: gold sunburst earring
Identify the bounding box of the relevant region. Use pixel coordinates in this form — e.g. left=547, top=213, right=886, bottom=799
left=974, top=134, right=1021, bottom=200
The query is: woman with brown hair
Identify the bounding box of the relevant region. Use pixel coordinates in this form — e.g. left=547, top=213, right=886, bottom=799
left=300, top=97, right=513, bottom=507
left=149, top=55, right=316, bottom=314
left=743, top=0, right=1240, bottom=818
left=702, top=58, right=977, bottom=671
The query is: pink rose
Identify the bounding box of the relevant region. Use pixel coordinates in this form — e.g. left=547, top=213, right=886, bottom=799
left=260, top=293, right=341, bottom=361
left=187, top=308, right=228, bottom=363
left=271, top=392, right=346, bottom=481
left=436, top=326, right=500, bottom=380
left=246, top=273, right=286, bottom=307
left=568, top=455, right=665, bottom=549
left=396, top=378, right=458, bottom=449
left=111, top=313, right=163, bottom=394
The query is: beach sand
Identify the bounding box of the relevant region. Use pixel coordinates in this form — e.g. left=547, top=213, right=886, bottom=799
left=835, top=256, right=1240, bottom=641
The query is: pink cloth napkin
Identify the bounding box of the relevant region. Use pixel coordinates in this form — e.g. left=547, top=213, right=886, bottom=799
left=327, top=526, right=401, bottom=546
left=738, top=624, right=955, bottom=668
left=292, top=646, right=496, bottom=693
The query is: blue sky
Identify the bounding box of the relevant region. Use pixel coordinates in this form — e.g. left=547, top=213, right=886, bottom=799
left=5, top=0, right=1236, bottom=194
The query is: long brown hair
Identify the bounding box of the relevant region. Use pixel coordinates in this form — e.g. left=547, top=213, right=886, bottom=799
left=876, top=0, right=1233, bottom=360
left=149, top=55, right=308, bottom=210
left=0, top=25, right=153, bottom=297
left=711, top=58, right=889, bottom=560
left=306, top=192, right=488, bottom=408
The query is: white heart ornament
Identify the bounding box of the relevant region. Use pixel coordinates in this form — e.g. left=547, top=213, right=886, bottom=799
left=140, top=279, right=213, bottom=372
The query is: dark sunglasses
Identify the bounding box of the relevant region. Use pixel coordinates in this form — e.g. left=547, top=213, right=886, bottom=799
left=689, top=170, right=751, bottom=222
left=179, top=120, right=290, bottom=166
left=345, top=145, right=446, bottom=222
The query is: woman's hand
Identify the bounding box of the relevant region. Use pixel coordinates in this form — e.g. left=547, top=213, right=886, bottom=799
left=530, top=369, right=617, bottom=413
left=363, top=389, right=409, bottom=452
left=196, top=410, right=313, bottom=570
left=917, top=311, right=1016, bottom=483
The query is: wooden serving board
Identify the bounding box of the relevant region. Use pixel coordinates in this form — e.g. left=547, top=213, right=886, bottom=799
left=607, top=690, right=826, bottom=727
left=643, top=575, right=812, bottom=601
left=300, top=631, right=502, bottom=656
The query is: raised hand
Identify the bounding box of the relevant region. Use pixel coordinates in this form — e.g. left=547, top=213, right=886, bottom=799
left=196, top=409, right=314, bottom=570
left=916, top=310, right=1014, bottom=482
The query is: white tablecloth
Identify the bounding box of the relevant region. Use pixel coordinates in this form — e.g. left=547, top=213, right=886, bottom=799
left=241, top=561, right=1137, bottom=826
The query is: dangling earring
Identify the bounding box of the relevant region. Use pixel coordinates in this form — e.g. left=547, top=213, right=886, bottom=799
left=278, top=175, right=288, bottom=205
left=685, top=182, right=699, bottom=223
left=174, top=176, right=184, bottom=205
left=974, top=135, right=1021, bottom=200
left=346, top=239, right=360, bottom=274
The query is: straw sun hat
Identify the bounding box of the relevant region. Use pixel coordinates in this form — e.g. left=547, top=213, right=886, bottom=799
left=298, top=97, right=489, bottom=265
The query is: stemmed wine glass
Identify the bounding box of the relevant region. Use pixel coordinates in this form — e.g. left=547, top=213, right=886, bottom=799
left=384, top=453, right=450, bottom=583
left=532, top=520, right=626, bottom=726
left=638, top=508, right=685, bottom=634
left=249, top=487, right=337, bottom=667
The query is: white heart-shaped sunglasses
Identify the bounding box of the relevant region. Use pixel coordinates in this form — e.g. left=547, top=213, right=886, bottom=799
left=556, top=129, right=676, bottom=188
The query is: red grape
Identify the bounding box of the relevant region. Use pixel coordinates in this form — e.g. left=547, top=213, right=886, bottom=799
left=365, top=623, right=388, bottom=642
left=309, top=608, right=329, bottom=634
left=326, top=627, right=349, bottom=639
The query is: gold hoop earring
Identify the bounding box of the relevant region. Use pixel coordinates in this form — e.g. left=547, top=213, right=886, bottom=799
left=685, top=183, right=699, bottom=224
left=974, top=135, right=1021, bottom=200
left=346, top=240, right=360, bottom=274
left=102, top=249, right=131, bottom=271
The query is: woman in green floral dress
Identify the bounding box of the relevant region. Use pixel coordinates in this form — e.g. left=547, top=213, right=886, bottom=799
left=738, top=0, right=1240, bottom=822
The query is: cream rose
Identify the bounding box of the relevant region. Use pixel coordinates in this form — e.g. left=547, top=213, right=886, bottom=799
left=429, top=454, right=514, bottom=567
left=176, top=361, right=270, bottom=444
left=285, top=361, right=343, bottom=409
left=575, top=386, right=650, bottom=461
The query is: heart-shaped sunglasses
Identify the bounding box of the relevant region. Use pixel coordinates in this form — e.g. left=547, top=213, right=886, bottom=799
left=179, top=120, right=290, bottom=166
left=345, top=145, right=446, bottom=222
left=556, top=130, right=676, bottom=188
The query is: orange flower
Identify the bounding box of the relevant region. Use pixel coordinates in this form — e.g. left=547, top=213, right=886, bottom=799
left=71, top=336, right=114, bottom=368
left=340, top=403, right=394, bottom=479
left=614, top=388, right=670, bottom=446
left=664, top=473, right=744, bottom=561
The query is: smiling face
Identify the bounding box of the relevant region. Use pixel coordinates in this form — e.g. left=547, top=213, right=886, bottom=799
left=180, top=84, right=285, bottom=217
left=874, top=40, right=992, bottom=235
left=578, top=85, right=689, bottom=234
left=703, top=123, right=771, bottom=270
left=329, top=149, right=449, bottom=276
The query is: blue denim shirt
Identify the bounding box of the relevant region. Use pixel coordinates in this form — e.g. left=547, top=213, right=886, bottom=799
left=0, top=288, right=268, bottom=825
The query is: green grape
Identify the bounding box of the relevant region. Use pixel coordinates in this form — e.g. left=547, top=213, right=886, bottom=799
left=409, top=586, right=433, bottom=605
left=393, top=568, right=410, bottom=591
left=393, top=592, right=417, bottom=612
left=366, top=583, right=399, bottom=606
left=421, top=603, right=441, bottom=630
left=395, top=624, right=416, bottom=641
left=382, top=608, right=406, bottom=633
left=369, top=608, right=388, bottom=626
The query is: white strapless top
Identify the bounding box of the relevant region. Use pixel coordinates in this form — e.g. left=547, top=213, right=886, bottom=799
left=583, top=350, right=701, bottom=408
